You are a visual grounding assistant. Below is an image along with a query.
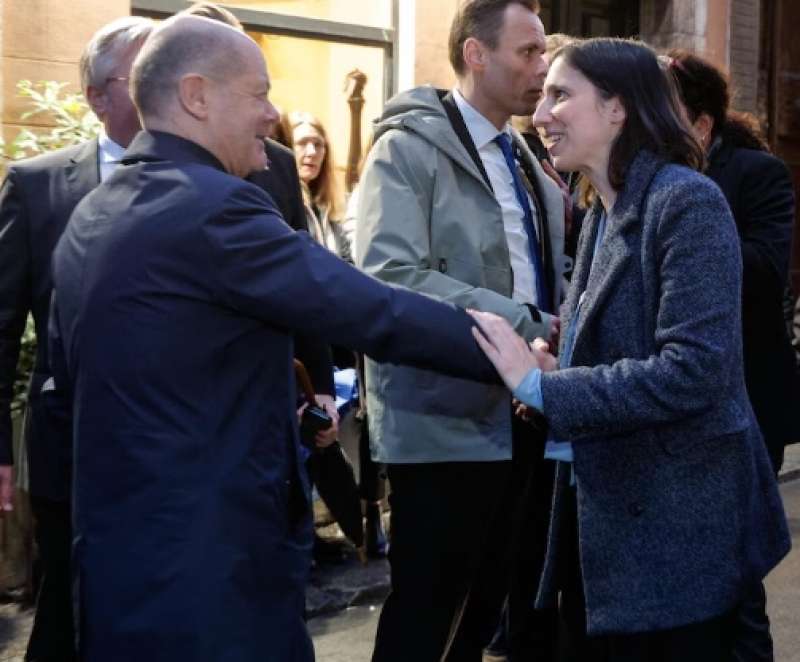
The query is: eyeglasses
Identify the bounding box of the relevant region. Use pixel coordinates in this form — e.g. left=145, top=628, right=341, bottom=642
left=105, top=76, right=129, bottom=85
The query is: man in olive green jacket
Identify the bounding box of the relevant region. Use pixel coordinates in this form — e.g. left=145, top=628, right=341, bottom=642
left=355, top=2, right=567, bottom=659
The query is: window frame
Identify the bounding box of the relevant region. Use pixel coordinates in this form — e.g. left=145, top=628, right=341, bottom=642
left=131, top=0, right=399, bottom=102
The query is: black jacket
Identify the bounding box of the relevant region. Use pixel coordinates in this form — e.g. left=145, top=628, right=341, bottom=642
left=0, top=139, right=99, bottom=498
left=49, top=130, right=498, bottom=660
left=706, top=140, right=797, bottom=456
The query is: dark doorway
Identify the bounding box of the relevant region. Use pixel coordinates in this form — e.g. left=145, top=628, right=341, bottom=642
left=539, top=0, right=639, bottom=37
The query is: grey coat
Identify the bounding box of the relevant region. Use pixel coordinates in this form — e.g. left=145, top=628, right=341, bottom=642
left=535, top=150, right=791, bottom=634
left=355, top=86, right=567, bottom=463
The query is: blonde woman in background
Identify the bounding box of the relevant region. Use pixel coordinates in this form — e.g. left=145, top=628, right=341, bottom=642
left=290, top=112, right=352, bottom=263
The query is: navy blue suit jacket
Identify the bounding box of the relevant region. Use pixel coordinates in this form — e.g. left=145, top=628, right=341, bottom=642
left=50, top=130, right=497, bottom=661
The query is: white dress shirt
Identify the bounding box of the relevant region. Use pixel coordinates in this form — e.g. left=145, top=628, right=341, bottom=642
left=452, top=88, right=538, bottom=306
left=97, top=130, right=126, bottom=182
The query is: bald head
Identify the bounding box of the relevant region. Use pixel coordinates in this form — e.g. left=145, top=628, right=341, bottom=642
left=131, top=15, right=260, bottom=122
left=129, top=14, right=277, bottom=178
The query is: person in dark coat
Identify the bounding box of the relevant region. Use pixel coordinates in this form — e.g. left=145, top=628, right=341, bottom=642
left=0, top=17, right=155, bottom=662
left=669, top=48, right=798, bottom=662
left=48, top=16, right=503, bottom=662
left=471, top=38, right=790, bottom=662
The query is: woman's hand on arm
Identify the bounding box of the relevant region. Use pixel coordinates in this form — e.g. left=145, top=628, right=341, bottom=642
left=468, top=310, right=557, bottom=391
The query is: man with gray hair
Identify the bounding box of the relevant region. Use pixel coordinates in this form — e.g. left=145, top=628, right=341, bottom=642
left=49, top=14, right=504, bottom=661
left=0, top=15, right=152, bottom=662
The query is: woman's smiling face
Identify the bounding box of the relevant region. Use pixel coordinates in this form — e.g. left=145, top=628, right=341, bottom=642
left=533, top=56, right=624, bottom=179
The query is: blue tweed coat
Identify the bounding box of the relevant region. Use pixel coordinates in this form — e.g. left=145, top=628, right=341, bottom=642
left=535, top=150, right=791, bottom=635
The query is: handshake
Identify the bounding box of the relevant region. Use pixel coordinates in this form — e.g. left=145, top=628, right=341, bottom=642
left=467, top=310, right=558, bottom=393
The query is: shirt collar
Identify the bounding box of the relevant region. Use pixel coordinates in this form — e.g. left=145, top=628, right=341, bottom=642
left=98, top=129, right=126, bottom=164
left=452, top=88, right=511, bottom=151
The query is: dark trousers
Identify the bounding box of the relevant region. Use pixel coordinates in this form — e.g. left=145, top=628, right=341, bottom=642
left=492, top=417, right=559, bottom=661
left=357, top=415, right=385, bottom=503
left=25, top=496, right=76, bottom=662
left=371, top=460, right=515, bottom=662
left=558, top=487, right=735, bottom=662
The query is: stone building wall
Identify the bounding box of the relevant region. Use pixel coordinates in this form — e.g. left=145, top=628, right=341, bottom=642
left=1, top=0, right=129, bottom=145
left=413, top=0, right=458, bottom=89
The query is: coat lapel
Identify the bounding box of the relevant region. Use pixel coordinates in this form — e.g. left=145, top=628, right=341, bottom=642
left=64, top=139, right=100, bottom=206
left=570, top=151, right=665, bottom=349
left=512, top=128, right=566, bottom=308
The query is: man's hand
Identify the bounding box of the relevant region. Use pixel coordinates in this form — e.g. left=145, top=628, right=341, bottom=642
left=531, top=337, right=558, bottom=373
left=540, top=159, right=573, bottom=237
left=0, top=465, right=14, bottom=513
left=548, top=316, right=561, bottom=348
left=468, top=310, right=545, bottom=391
left=313, top=394, right=339, bottom=448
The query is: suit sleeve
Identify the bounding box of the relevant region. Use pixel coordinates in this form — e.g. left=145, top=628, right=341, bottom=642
left=540, top=178, right=743, bottom=440
left=201, top=185, right=499, bottom=384
left=0, top=169, right=33, bottom=465
left=354, top=131, right=549, bottom=342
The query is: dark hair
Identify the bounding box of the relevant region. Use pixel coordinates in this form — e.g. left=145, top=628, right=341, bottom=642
left=667, top=49, right=769, bottom=152
left=552, top=38, right=704, bottom=202
left=180, top=2, right=243, bottom=30
left=448, top=0, right=539, bottom=76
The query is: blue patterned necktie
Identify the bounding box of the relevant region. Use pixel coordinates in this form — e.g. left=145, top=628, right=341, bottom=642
left=493, top=133, right=551, bottom=312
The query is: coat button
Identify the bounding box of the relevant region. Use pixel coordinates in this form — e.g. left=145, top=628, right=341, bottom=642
left=628, top=502, right=644, bottom=517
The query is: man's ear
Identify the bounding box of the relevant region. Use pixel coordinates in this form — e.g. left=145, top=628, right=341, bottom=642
left=178, top=74, right=211, bottom=120
left=85, top=86, right=107, bottom=120
left=463, top=37, right=486, bottom=72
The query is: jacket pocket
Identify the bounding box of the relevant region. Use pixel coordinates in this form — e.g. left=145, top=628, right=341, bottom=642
left=437, top=255, right=511, bottom=294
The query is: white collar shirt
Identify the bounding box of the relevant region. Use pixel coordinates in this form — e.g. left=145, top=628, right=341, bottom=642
left=97, top=130, right=126, bottom=183
left=452, top=88, right=538, bottom=306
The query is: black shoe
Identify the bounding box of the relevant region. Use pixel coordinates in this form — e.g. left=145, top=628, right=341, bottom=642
left=365, top=502, right=388, bottom=558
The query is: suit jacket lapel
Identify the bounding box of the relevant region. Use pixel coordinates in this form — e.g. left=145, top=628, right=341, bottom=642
left=511, top=129, right=564, bottom=312
left=513, top=130, right=563, bottom=311
left=570, top=150, right=665, bottom=349
left=560, top=204, right=599, bottom=344
left=64, top=139, right=100, bottom=208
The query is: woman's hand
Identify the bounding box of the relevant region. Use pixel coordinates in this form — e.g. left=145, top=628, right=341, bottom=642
left=468, top=310, right=557, bottom=391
